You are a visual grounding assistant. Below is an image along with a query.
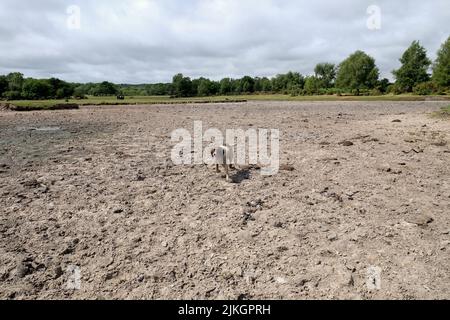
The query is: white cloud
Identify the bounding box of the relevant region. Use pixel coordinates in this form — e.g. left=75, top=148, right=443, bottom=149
left=0, top=0, right=448, bottom=83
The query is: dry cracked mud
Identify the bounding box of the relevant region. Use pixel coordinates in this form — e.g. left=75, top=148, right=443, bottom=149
left=0, top=101, right=449, bottom=300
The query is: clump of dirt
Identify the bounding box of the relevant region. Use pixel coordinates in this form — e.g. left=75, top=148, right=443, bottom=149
left=0, top=103, right=16, bottom=111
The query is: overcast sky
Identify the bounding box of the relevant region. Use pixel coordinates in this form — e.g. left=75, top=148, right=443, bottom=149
left=0, top=0, right=448, bottom=84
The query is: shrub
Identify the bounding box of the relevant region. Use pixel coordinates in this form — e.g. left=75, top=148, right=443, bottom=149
left=388, top=83, right=405, bottom=95
left=3, top=90, right=21, bottom=100
left=370, top=88, right=382, bottom=96
left=413, top=81, right=438, bottom=95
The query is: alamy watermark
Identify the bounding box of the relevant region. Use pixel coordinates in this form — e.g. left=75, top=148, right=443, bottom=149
left=366, top=266, right=382, bottom=290
left=171, top=121, right=280, bottom=176
left=367, top=5, right=381, bottom=30
left=67, top=5, right=81, bottom=30
left=66, top=265, right=81, bottom=290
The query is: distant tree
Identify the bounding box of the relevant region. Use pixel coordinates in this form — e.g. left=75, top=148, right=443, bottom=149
left=271, top=74, right=287, bottom=92
left=377, top=78, right=391, bottom=93
left=304, top=76, right=322, bottom=95
left=232, top=79, right=243, bottom=94
left=393, top=41, right=431, bottom=92
left=172, top=74, right=193, bottom=97
left=146, top=83, right=171, bottom=95
left=336, top=50, right=379, bottom=94
left=271, top=72, right=304, bottom=93
left=210, top=81, right=220, bottom=95
left=73, top=86, right=86, bottom=99
left=6, top=72, right=24, bottom=93
left=241, top=76, right=255, bottom=93
left=219, top=78, right=233, bottom=95
left=0, top=75, right=7, bottom=97
left=48, top=78, right=63, bottom=97
left=259, top=77, right=272, bottom=92
left=197, top=78, right=213, bottom=96
left=46, top=77, right=74, bottom=98
left=22, top=78, right=52, bottom=99
left=286, top=72, right=305, bottom=92
left=314, top=63, right=336, bottom=88
left=91, top=81, right=118, bottom=96
left=432, top=36, right=450, bottom=88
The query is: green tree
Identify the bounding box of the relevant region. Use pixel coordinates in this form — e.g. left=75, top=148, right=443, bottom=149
left=6, top=72, right=24, bottom=93
left=197, top=78, right=213, bottom=96
left=393, top=41, right=431, bottom=92
left=0, top=75, right=7, bottom=97
left=241, top=76, right=255, bottom=93
left=91, top=81, right=118, bottom=96
left=314, top=63, right=336, bottom=88
left=286, top=72, right=305, bottom=92
left=304, top=76, right=322, bottom=95
left=271, top=74, right=287, bottom=92
left=73, top=86, right=86, bottom=99
left=172, top=74, right=193, bottom=97
left=232, top=79, right=243, bottom=94
left=21, top=78, right=52, bottom=99
left=271, top=72, right=304, bottom=93
left=258, top=77, right=272, bottom=92
left=377, top=78, right=391, bottom=93
left=432, top=36, right=450, bottom=88
left=219, top=78, right=232, bottom=95
left=336, top=50, right=379, bottom=93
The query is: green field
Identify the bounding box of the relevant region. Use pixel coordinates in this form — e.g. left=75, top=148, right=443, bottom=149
left=5, top=93, right=450, bottom=110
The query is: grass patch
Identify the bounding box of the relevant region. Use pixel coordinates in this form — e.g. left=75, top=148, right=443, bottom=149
left=4, top=93, right=450, bottom=111
left=7, top=96, right=247, bottom=110
left=234, top=93, right=450, bottom=102
left=10, top=103, right=79, bottom=111
left=432, top=105, right=450, bottom=118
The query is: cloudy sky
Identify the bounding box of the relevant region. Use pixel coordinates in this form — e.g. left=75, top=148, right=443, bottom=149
left=0, top=0, right=448, bottom=83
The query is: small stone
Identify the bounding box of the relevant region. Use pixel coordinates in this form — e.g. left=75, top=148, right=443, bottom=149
left=406, top=215, right=434, bottom=226
left=297, top=277, right=311, bottom=287
left=137, top=274, right=145, bottom=282
left=328, top=233, right=338, bottom=242
left=440, top=241, right=450, bottom=250
left=15, top=263, right=29, bottom=279
left=237, top=293, right=250, bottom=300
left=275, top=277, right=288, bottom=284
left=339, top=141, right=354, bottom=147
left=60, top=245, right=75, bottom=255
left=248, top=199, right=263, bottom=207
left=280, top=165, right=295, bottom=171
left=113, top=207, right=124, bottom=214
left=54, top=266, right=63, bottom=279
left=274, top=222, right=284, bottom=228
left=105, top=271, right=118, bottom=281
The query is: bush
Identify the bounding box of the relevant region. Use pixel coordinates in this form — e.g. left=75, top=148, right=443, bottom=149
left=3, top=90, right=22, bottom=100
left=370, top=88, right=382, bottom=96
left=388, top=83, right=405, bottom=95
left=413, top=81, right=439, bottom=95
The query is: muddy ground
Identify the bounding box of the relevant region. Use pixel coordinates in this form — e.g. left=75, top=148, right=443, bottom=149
left=0, top=101, right=449, bottom=300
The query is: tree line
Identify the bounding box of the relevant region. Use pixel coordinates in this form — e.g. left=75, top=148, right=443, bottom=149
left=1, top=37, right=448, bottom=100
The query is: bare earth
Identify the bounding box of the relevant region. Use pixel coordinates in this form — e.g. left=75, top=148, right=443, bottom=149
left=0, top=101, right=449, bottom=300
